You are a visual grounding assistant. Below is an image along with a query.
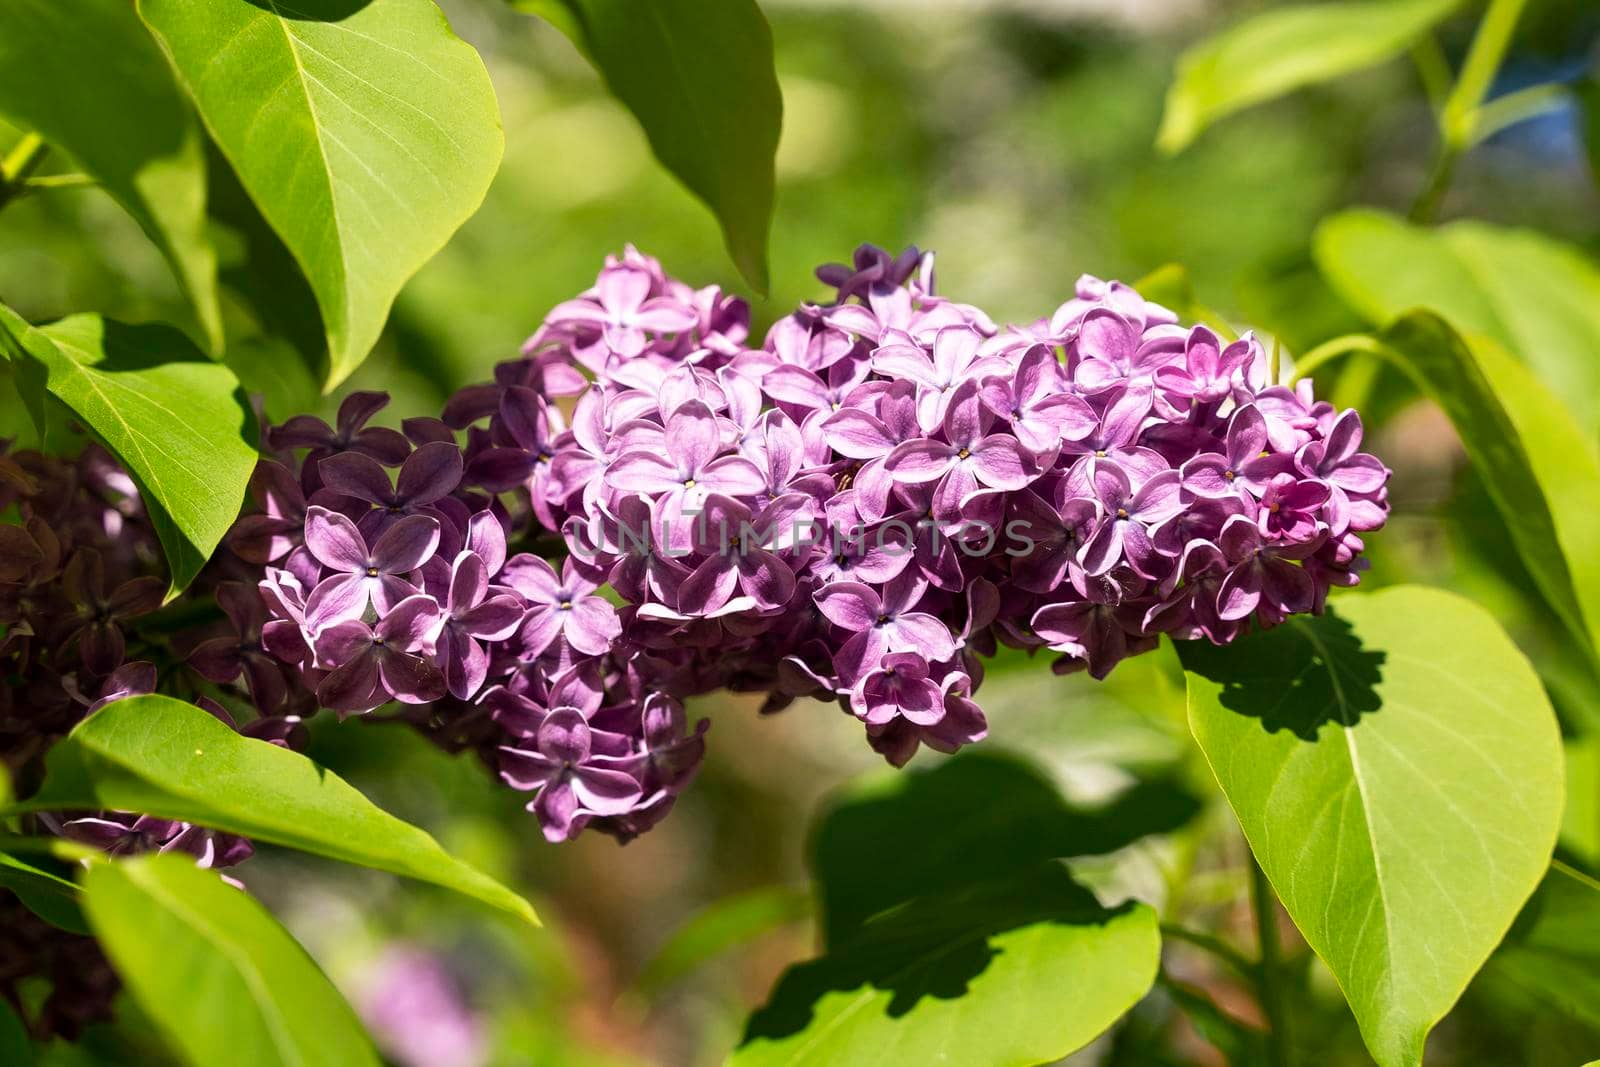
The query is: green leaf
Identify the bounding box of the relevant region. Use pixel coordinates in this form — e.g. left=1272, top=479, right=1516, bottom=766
left=1314, top=208, right=1600, bottom=435
left=83, top=853, right=380, bottom=1067
left=13, top=695, right=538, bottom=926
left=0, top=0, right=222, bottom=353
left=1158, top=0, right=1461, bottom=153
left=811, top=748, right=1199, bottom=946
left=0, top=307, right=257, bottom=598
left=731, top=864, right=1159, bottom=1067
left=514, top=0, right=781, bottom=294
left=0, top=848, right=89, bottom=934
left=1579, top=76, right=1600, bottom=191
left=0, top=998, right=29, bottom=1067
left=1475, top=862, right=1600, bottom=1031
left=633, top=885, right=811, bottom=1000
left=1180, top=585, right=1564, bottom=1067
left=1374, top=312, right=1600, bottom=673
left=137, top=0, right=503, bottom=390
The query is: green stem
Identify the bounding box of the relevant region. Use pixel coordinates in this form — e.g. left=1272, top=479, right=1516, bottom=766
left=1411, top=0, right=1530, bottom=222
left=0, top=133, right=48, bottom=212
left=1442, top=0, right=1531, bottom=145
left=1290, top=333, right=1383, bottom=383
left=1159, top=922, right=1257, bottom=981
left=1470, top=82, right=1572, bottom=144
left=1251, top=856, right=1291, bottom=1067
left=15, top=173, right=96, bottom=197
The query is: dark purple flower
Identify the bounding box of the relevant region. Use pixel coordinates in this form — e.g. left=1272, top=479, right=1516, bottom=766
left=815, top=572, right=956, bottom=683
left=432, top=552, right=526, bottom=701
left=268, top=391, right=411, bottom=465
left=314, top=595, right=445, bottom=713
left=319, top=441, right=463, bottom=538
left=499, top=708, right=643, bottom=842
left=302, top=507, right=440, bottom=630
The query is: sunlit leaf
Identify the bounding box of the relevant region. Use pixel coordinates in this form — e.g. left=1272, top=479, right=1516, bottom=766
left=1181, top=585, right=1564, bottom=1067
left=0, top=0, right=222, bottom=353
left=0, top=307, right=257, bottom=598
left=138, top=0, right=503, bottom=389
left=1315, top=208, right=1600, bottom=434
left=13, top=695, right=538, bottom=925
left=1374, top=312, right=1600, bottom=673
left=512, top=0, right=781, bottom=293
left=731, top=864, right=1159, bottom=1067
left=83, top=853, right=379, bottom=1067
left=1158, top=0, right=1460, bottom=153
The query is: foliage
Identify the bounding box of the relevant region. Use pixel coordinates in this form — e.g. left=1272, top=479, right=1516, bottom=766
left=1, top=0, right=1597, bottom=1064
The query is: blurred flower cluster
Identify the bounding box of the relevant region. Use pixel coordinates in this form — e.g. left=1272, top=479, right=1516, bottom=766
left=233, top=245, right=1391, bottom=845
left=0, top=440, right=305, bottom=1036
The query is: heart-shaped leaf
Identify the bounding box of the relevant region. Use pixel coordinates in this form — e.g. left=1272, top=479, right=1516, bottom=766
left=1180, top=585, right=1564, bottom=1067
left=12, top=695, right=537, bottom=926
left=83, top=853, right=380, bottom=1067
left=137, top=0, right=503, bottom=389
left=0, top=307, right=258, bottom=599
left=1158, top=0, right=1461, bottom=154
left=731, top=863, right=1159, bottom=1067
left=512, top=0, right=781, bottom=294
left=0, top=0, right=221, bottom=353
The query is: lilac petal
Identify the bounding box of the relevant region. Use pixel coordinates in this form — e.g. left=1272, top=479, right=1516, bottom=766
left=375, top=594, right=441, bottom=650
left=738, top=549, right=796, bottom=609
left=942, top=379, right=986, bottom=445
left=502, top=553, right=562, bottom=602
left=1229, top=404, right=1268, bottom=463
left=565, top=597, right=621, bottom=655
left=573, top=766, right=645, bottom=815
left=188, top=636, right=243, bottom=683
left=605, top=451, right=682, bottom=494
left=1077, top=308, right=1138, bottom=364
left=968, top=436, right=1032, bottom=489
left=229, top=514, right=300, bottom=564
left=1078, top=516, right=1126, bottom=576
left=304, top=506, right=370, bottom=572
left=376, top=647, right=446, bottom=704
left=336, top=391, right=389, bottom=434
left=318, top=451, right=396, bottom=506
left=1262, top=557, right=1316, bottom=615
left=106, top=577, right=164, bottom=619
left=884, top=440, right=958, bottom=484
left=351, top=426, right=412, bottom=465
left=534, top=782, right=583, bottom=842
left=701, top=455, right=769, bottom=497
left=457, top=595, right=525, bottom=640
left=678, top=556, right=739, bottom=616
left=667, top=402, right=721, bottom=475
left=499, top=747, right=560, bottom=791
left=822, top=408, right=897, bottom=458
left=538, top=707, right=592, bottom=763
left=763, top=365, right=831, bottom=409
left=314, top=618, right=375, bottom=667
left=447, top=552, right=488, bottom=615
left=889, top=612, right=956, bottom=661
left=815, top=582, right=881, bottom=629
left=269, top=414, right=337, bottom=450
left=318, top=648, right=385, bottom=712
left=371, top=514, right=441, bottom=573
left=1331, top=454, right=1388, bottom=494
left=465, top=511, right=508, bottom=576
left=396, top=441, right=464, bottom=506
left=1216, top=564, right=1263, bottom=620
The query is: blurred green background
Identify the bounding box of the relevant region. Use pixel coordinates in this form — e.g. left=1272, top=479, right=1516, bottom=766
left=4, top=1, right=1598, bottom=1064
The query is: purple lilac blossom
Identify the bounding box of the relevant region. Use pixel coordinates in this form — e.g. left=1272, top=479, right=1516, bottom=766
left=231, top=243, right=1391, bottom=843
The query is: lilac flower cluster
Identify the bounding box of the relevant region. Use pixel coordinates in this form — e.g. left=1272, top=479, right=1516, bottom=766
left=234, top=245, right=1389, bottom=843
